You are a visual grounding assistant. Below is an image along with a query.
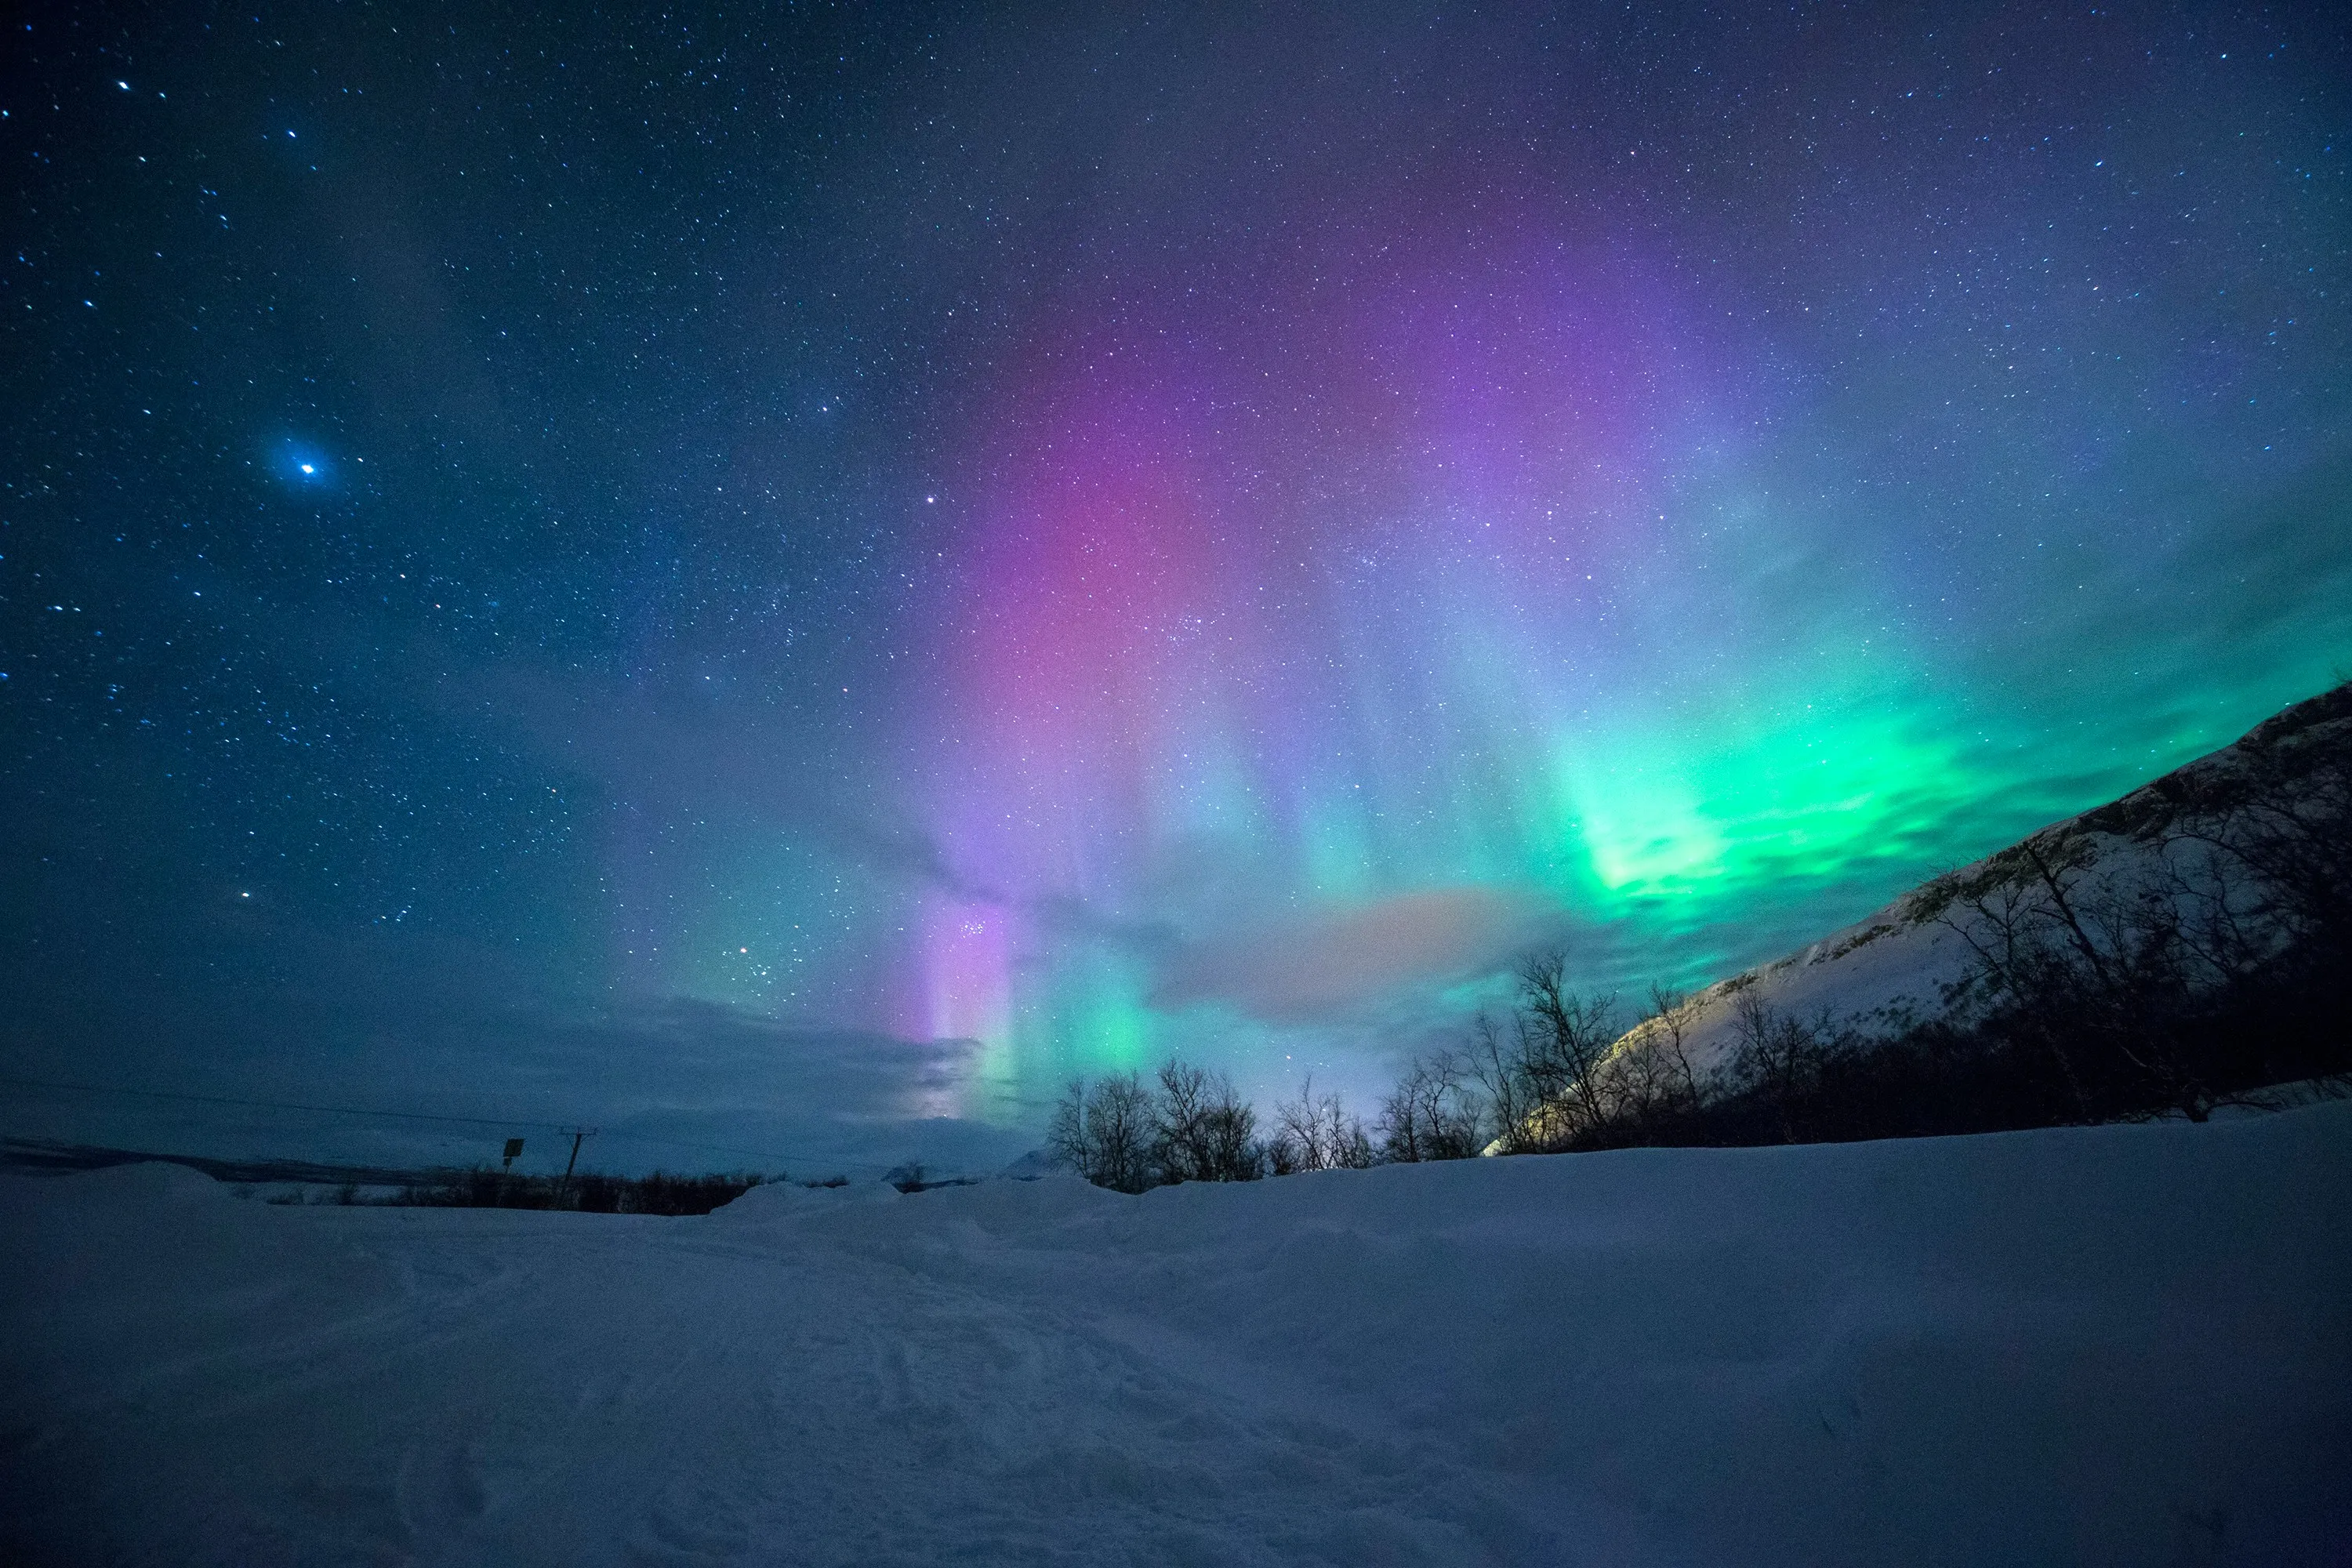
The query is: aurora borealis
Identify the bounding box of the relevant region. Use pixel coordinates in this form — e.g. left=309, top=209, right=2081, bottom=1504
left=5, top=2, right=2349, bottom=1171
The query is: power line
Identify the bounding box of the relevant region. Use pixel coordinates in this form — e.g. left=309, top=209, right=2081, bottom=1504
left=597, top=1128, right=837, bottom=1167
left=0, top=1072, right=862, bottom=1172
left=0, top=1072, right=580, bottom=1131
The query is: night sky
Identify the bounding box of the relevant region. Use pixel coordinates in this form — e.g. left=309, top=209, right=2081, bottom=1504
left=5, top=2, right=2348, bottom=1174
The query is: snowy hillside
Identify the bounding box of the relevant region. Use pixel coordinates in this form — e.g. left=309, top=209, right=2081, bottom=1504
left=1632, top=683, right=2352, bottom=1076
left=6, top=1104, right=2349, bottom=1565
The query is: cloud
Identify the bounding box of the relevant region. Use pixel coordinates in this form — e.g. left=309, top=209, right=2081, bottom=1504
left=1150, top=884, right=1551, bottom=1024
left=0, top=873, right=1033, bottom=1177
left=438, top=998, right=1031, bottom=1175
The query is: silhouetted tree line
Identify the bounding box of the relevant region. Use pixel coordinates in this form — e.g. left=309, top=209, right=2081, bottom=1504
left=1048, top=688, right=2350, bottom=1189
left=387, top=1167, right=774, bottom=1214
left=1047, top=1061, right=1276, bottom=1192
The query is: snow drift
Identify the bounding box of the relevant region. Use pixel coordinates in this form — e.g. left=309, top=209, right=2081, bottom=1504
left=5, top=1105, right=2349, bottom=1565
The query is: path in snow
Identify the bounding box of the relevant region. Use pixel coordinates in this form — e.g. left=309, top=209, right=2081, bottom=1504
left=5, top=1104, right=2349, bottom=1565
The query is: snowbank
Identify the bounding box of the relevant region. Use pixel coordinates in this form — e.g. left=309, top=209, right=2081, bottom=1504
left=5, top=1106, right=2347, bottom=1565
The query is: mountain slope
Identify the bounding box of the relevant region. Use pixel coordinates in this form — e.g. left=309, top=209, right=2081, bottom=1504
left=1632, top=682, right=2352, bottom=1077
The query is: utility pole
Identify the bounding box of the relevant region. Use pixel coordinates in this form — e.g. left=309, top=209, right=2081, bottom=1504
left=554, top=1127, right=596, bottom=1208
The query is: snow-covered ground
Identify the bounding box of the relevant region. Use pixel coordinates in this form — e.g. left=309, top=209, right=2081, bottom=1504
left=5, top=1105, right=2348, bottom=1566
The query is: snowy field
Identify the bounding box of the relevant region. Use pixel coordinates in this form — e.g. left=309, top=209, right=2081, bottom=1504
left=5, top=1106, right=2349, bottom=1566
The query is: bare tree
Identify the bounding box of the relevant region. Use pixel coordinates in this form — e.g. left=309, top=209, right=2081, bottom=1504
left=1152, top=1059, right=1263, bottom=1182
left=1468, top=1011, right=1537, bottom=1154
left=2189, top=727, right=2352, bottom=989
left=1642, top=982, right=1702, bottom=1107
left=1723, top=991, right=1842, bottom=1142
left=1936, top=870, right=2094, bottom=1120
left=1271, top=1077, right=1373, bottom=1172
left=1200, top=1091, right=1265, bottom=1181
left=1045, top=1080, right=1091, bottom=1174
left=1592, top=984, right=1703, bottom=1137
left=1048, top=1072, right=1161, bottom=1192
left=1512, top=952, right=1620, bottom=1147
left=1152, top=1059, right=1216, bottom=1184
left=1936, top=830, right=2227, bottom=1120
left=1377, top=1051, right=1483, bottom=1162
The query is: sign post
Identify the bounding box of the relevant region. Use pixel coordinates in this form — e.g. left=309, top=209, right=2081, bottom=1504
left=554, top=1127, right=596, bottom=1208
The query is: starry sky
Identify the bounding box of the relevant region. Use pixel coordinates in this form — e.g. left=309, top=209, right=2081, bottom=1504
left=5, top=1, right=2349, bottom=1175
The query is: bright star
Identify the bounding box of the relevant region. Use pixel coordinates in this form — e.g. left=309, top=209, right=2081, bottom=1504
left=278, top=442, right=332, bottom=485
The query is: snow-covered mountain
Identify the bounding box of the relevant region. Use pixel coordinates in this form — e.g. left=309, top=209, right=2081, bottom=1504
left=1628, top=682, right=2352, bottom=1076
